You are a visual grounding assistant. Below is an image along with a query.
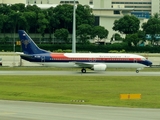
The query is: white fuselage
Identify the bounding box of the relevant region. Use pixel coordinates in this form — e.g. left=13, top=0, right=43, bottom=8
left=30, top=53, right=151, bottom=69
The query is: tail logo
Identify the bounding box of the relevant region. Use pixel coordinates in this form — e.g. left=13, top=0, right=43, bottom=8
left=22, top=39, right=30, bottom=48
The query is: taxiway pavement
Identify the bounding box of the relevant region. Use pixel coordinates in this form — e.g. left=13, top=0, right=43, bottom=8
left=0, top=70, right=160, bottom=76
left=0, top=100, right=160, bottom=120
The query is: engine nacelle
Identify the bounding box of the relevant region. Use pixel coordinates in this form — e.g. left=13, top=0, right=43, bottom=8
left=91, top=64, right=107, bottom=71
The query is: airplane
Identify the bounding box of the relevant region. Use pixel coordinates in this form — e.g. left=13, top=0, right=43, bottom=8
left=18, top=30, right=152, bottom=73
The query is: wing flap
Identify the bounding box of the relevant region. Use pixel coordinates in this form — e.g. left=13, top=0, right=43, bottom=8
left=75, top=62, right=101, bottom=68
left=75, top=62, right=92, bottom=68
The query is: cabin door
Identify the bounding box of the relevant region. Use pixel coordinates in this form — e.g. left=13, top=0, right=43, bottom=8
left=41, top=56, right=45, bottom=62
left=134, top=58, right=137, bottom=63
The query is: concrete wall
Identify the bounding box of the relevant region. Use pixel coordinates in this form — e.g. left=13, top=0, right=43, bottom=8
left=100, top=17, right=119, bottom=40
left=92, top=0, right=111, bottom=9
left=1, top=55, right=41, bottom=66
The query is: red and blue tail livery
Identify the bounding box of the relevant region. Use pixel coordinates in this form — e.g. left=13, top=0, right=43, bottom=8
left=18, top=30, right=152, bottom=73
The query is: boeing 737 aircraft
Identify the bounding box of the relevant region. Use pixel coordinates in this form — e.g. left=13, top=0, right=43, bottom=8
left=18, top=30, right=152, bottom=73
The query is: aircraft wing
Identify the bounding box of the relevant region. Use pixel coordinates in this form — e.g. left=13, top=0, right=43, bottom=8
left=75, top=62, right=100, bottom=68
left=75, top=62, right=107, bottom=72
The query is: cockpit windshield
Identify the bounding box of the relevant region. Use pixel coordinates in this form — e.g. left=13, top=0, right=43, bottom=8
left=141, top=57, right=146, bottom=61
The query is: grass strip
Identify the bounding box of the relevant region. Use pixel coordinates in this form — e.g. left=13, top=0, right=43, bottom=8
left=0, top=76, right=160, bottom=108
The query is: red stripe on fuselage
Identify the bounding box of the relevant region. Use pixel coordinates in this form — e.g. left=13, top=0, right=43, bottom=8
left=50, top=53, right=67, bottom=58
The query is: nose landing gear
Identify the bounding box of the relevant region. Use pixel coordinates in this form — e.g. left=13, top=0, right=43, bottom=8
left=136, top=70, right=139, bottom=73
left=136, top=68, right=143, bottom=73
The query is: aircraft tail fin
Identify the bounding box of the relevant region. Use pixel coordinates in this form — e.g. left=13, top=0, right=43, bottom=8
left=18, top=30, right=49, bottom=54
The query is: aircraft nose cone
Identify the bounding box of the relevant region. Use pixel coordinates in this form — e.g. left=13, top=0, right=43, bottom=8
left=148, top=60, right=152, bottom=66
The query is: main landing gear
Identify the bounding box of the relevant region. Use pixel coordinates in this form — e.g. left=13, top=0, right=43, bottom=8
left=136, top=70, right=139, bottom=73
left=81, top=68, right=86, bottom=73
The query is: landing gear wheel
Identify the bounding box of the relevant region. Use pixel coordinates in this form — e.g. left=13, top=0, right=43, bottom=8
left=81, top=68, right=86, bottom=73
left=136, top=70, right=139, bottom=73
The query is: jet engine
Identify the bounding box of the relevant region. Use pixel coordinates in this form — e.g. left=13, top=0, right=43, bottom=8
left=91, top=64, right=107, bottom=71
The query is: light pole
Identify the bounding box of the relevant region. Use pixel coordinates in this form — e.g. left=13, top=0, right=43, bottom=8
left=72, top=0, right=76, bottom=53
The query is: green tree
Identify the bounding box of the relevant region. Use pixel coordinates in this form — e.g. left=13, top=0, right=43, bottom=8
left=77, top=24, right=92, bottom=44
left=54, top=28, right=69, bottom=43
left=91, top=26, right=108, bottom=39
left=113, top=15, right=140, bottom=34
left=53, top=4, right=73, bottom=32
left=142, top=13, right=160, bottom=45
left=0, top=4, right=12, bottom=15
left=0, top=4, right=12, bottom=34
left=7, top=11, right=20, bottom=34
left=111, top=33, right=124, bottom=42
left=137, top=30, right=146, bottom=41
left=14, top=12, right=28, bottom=31
left=37, top=12, right=49, bottom=44
left=8, top=4, right=27, bottom=32
left=10, top=3, right=26, bottom=12
left=46, top=7, right=60, bottom=41
left=125, top=33, right=140, bottom=46
left=25, top=5, right=41, bottom=33
left=53, top=4, right=94, bottom=33
left=23, top=11, right=37, bottom=32
left=0, top=3, right=96, bottom=44
left=76, top=4, right=95, bottom=26
left=0, top=14, right=4, bottom=33
left=25, top=4, right=41, bottom=13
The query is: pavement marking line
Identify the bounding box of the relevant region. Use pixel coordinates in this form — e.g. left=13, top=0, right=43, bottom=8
left=0, top=111, right=16, bottom=115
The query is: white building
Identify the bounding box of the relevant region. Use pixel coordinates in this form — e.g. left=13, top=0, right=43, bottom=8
left=152, top=0, right=160, bottom=15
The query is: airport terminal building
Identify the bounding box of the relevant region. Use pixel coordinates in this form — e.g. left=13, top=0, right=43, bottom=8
left=0, top=0, right=159, bottom=39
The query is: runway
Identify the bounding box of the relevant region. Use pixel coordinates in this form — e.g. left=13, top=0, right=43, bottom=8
left=0, top=70, right=160, bottom=76
left=0, top=100, right=160, bottom=120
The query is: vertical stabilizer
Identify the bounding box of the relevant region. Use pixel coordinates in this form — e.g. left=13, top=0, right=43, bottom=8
left=18, top=30, right=49, bottom=54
